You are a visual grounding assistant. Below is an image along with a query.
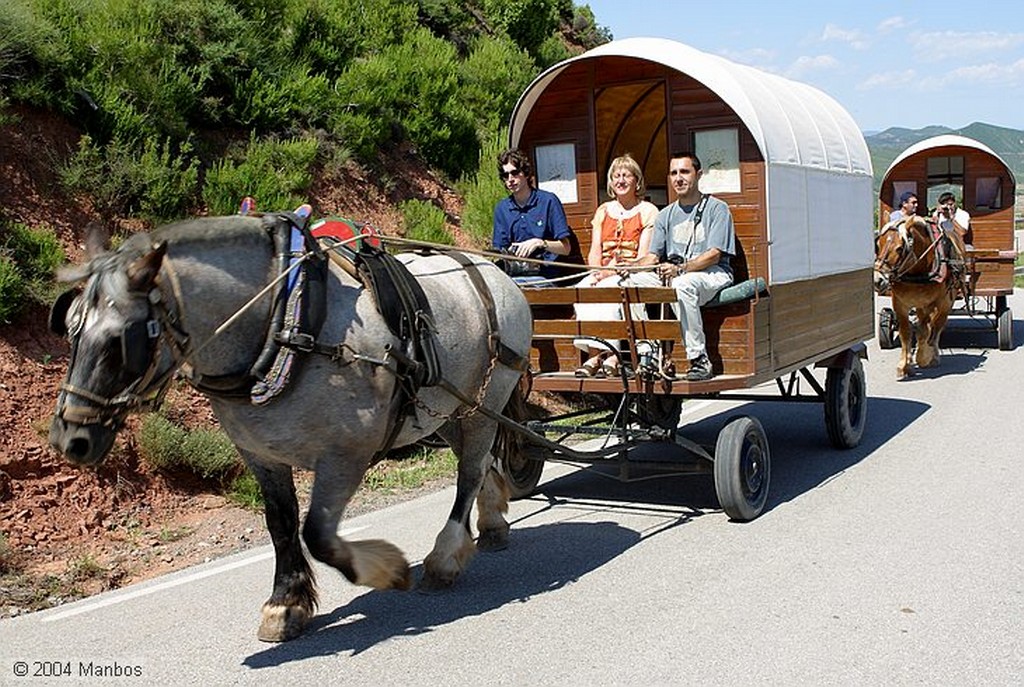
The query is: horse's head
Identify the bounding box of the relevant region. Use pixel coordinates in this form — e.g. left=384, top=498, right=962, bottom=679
left=873, top=219, right=914, bottom=293
left=49, top=235, right=183, bottom=465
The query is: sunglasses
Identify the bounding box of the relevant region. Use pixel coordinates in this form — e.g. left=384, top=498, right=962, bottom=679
left=500, top=168, right=523, bottom=180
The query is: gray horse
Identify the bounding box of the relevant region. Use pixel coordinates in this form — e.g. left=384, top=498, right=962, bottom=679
left=48, top=215, right=532, bottom=641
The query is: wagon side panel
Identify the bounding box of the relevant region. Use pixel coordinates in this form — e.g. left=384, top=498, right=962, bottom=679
left=769, top=268, right=875, bottom=370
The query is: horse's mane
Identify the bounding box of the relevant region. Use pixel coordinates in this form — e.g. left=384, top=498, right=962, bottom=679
left=152, top=215, right=268, bottom=249
left=59, top=216, right=270, bottom=308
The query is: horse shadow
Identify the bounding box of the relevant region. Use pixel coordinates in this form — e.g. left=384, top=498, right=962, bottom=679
left=243, top=518, right=654, bottom=667
left=243, top=396, right=932, bottom=668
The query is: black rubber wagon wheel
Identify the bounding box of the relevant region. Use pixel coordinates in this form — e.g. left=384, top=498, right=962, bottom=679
left=996, top=296, right=1013, bottom=351
left=499, top=444, right=546, bottom=499
left=825, top=354, right=867, bottom=449
left=713, top=416, right=770, bottom=522
left=878, top=307, right=898, bottom=349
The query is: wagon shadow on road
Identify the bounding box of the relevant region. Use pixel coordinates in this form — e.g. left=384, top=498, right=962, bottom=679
left=243, top=520, right=642, bottom=667
left=522, top=393, right=931, bottom=521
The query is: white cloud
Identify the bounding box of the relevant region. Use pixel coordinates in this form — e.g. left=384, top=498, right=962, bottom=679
left=945, top=58, right=1024, bottom=85
left=821, top=23, right=869, bottom=50
left=785, top=54, right=840, bottom=79
left=863, top=58, right=1024, bottom=96
left=857, top=69, right=917, bottom=91
left=911, top=30, right=1024, bottom=62
left=878, top=16, right=911, bottom=33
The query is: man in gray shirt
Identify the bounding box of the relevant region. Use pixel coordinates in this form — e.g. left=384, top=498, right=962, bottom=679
left=633, top=152, right=735, bottom=381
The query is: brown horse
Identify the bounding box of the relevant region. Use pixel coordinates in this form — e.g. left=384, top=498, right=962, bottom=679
left=873, top=216, right=968, bottom=379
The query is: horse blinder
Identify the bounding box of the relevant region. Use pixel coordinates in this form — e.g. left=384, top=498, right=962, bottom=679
left=120, top=319, right=161, bottom=377
left=49, top=289, right=78, bottom=337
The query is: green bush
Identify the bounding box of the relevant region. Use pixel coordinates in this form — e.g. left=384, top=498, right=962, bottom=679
left=202, top=133, right=319, bottom=215
left=235, top=65, right=332, bottom=130
left=459, top=36, right=535, bottom=141
left=332, top=27, right=478, bottom=178
left=2, top=223, right=64, bottom=284
left=227, top=471, right=263, bottom=510
left=0, top=258, right=26, bottom=324
left=480, top=0, right=570, bottom=59
left=0, top=223, right=66, bottom=322
left=282, top=0, right=417, bottom=79
left=59, top=135, right=199, bottom=222
left=138, top=413, right=241, bottom=479
left=0, top=0, right=70, bottom=108
left=400, top=199, right=453, bottom=246
left=458, top=128, right=511, bottom=248
left=0, top=530, right=18, bottom=574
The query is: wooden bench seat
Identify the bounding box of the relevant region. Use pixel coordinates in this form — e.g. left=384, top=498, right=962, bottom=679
left=524, top=277, right=770, bottom=385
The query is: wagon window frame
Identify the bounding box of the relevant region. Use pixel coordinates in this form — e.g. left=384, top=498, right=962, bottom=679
left=926, top=155, right=965, bottom=187
left=534, top=142, right=579, bottom=205
left=975, top=176, right=1002, bottom=209
left=693, top=126, right=741, bottom=195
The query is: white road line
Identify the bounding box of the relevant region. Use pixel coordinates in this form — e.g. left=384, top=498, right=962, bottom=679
left=41, top=525, right=366, bottom=622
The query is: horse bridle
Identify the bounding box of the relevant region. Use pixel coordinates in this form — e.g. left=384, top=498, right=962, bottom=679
left=874, top=220, right=941, bottom=283
left=53, top=272, right=192, bottom=428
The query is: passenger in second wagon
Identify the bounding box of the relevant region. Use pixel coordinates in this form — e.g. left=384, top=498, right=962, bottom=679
left=633, top=152, right=735, bottom=381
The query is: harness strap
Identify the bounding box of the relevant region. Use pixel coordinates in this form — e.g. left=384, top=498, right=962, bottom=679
left=445, top=251, right=529, bottom=373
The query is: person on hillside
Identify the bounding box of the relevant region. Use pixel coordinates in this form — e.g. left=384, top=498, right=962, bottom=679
left=631, top=152, right=735, bottom=382
left=572, top=154, right=659, bottom=377
left=492, top=148, right=571, bottom=284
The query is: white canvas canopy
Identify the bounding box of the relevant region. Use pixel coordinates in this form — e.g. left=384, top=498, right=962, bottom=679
left=510, top=37, right=875, bottom=284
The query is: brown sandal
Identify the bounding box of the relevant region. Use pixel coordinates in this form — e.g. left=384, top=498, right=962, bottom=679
left=601, top=355, right=621, bottom=377
left=575, top=353, right=607, bottom=377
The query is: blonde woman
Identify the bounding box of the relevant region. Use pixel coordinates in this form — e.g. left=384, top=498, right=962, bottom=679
left=574, top=154, right=659, bottom=377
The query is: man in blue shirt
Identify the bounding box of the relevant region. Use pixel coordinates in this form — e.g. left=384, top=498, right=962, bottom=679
left=492, top=148, right=572, bottom=283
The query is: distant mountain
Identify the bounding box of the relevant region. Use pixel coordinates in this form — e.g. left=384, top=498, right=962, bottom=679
left=865, top=122, right=1024, bottom=194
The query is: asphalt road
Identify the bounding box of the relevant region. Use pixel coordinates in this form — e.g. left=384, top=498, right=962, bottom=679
left=2, top=290, right=1023, bottom=686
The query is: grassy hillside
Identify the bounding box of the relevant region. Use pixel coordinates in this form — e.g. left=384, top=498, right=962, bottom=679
left=866, top=122, right=1024, bottom=201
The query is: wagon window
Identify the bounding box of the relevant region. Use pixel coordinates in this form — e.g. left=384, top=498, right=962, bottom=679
left=926, top=156, right=964, bottom=186
left=535, top=143, right=578, bottom=204
left=975, top=177, right=1002, bottom=209
left=695, top=128, right=741, bottom=194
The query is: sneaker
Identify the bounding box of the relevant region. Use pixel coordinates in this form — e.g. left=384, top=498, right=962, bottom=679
left=685, top=354, right=713, bottom=381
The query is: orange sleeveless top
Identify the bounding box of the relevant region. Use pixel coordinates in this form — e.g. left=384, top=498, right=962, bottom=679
left=599, top=211, right=646, bottom=265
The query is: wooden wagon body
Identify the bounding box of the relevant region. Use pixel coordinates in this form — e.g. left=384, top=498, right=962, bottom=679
left=877, top=135, right=1017, bottom=349
left=510, top=37, right=875, bottom=394
left=497, top=38, right=877, bottom=520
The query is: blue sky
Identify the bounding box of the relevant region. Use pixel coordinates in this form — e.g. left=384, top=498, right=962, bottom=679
left=583, top=0, right=1024, bottom=133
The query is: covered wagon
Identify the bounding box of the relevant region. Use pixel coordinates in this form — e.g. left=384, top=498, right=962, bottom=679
left=499, top=38, right=877, bottom=520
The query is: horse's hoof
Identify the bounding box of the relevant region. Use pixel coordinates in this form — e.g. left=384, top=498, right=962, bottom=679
left=258, top=603, right=311, bottom=642
left=477, top=526, right=509, bottom=552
